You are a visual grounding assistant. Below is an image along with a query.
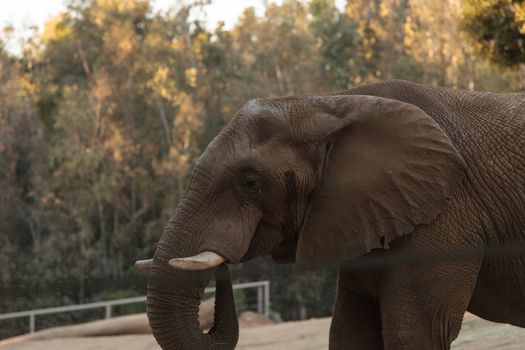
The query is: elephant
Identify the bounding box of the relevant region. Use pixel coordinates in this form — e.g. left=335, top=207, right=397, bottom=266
left=135, top=79, right=525, bottom=349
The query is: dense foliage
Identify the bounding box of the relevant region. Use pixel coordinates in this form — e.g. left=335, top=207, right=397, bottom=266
left=0, top=0, right=523, bottom=338
left=461, top=0, right=525, bottom=67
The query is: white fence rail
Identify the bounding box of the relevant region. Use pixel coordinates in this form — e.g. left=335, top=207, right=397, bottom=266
left=0, top=280, right=270, bottom=334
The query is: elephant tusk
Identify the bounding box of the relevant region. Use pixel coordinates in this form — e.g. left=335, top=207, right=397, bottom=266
left=134, top=259, right=153, bottom=272
left=169, top=251, right=225, bottom=270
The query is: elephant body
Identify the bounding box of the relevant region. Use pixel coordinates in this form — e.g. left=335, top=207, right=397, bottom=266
left=330, top=81, right=525, bottom=349
left=142, top=80, right=525, bottom=350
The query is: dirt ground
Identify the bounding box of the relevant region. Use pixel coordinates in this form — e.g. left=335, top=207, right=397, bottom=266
left=1, top=313, right=524, bottom=350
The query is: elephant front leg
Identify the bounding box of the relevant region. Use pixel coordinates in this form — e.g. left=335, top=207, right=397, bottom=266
left=379, top=246, right=482, bottom=350
left=329, top=272, right=384, bottom=350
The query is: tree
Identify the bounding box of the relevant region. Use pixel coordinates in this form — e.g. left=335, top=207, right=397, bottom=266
left=309, top=0, right=361, bottom=89
left=346, top=0, right=421, bottom=81
left=461, top=0, right=525, bottom=67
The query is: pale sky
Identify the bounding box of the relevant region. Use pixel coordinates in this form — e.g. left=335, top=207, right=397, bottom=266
left=0, top=1, right=269, bottom=31
left=0, top=0, right=345, bottom=54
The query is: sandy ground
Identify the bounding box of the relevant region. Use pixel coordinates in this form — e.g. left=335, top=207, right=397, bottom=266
left=1, top=313, right=524, bottom=349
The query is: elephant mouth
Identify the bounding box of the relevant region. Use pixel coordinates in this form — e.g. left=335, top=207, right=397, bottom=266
left=271, top=236, right=299, bottom=263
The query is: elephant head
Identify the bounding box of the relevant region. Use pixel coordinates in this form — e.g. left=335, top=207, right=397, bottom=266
left=137, top=95, right=466, bottom=349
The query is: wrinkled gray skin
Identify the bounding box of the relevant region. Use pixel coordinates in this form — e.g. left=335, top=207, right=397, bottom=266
left=147, top=80, right=525, bottom=350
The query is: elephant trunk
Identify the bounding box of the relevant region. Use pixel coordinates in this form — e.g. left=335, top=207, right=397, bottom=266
left=146, top=227, right=238, bottom=349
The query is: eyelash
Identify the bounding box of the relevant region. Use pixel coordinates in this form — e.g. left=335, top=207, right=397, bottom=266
left=241, top=174, right=263, bottom=194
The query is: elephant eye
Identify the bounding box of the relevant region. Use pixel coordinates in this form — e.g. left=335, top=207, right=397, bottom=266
left=241, top=174, right=262, bottom=194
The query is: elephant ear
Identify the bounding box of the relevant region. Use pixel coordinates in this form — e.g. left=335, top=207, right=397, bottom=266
left=293, top=95, right=466, bottom=268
